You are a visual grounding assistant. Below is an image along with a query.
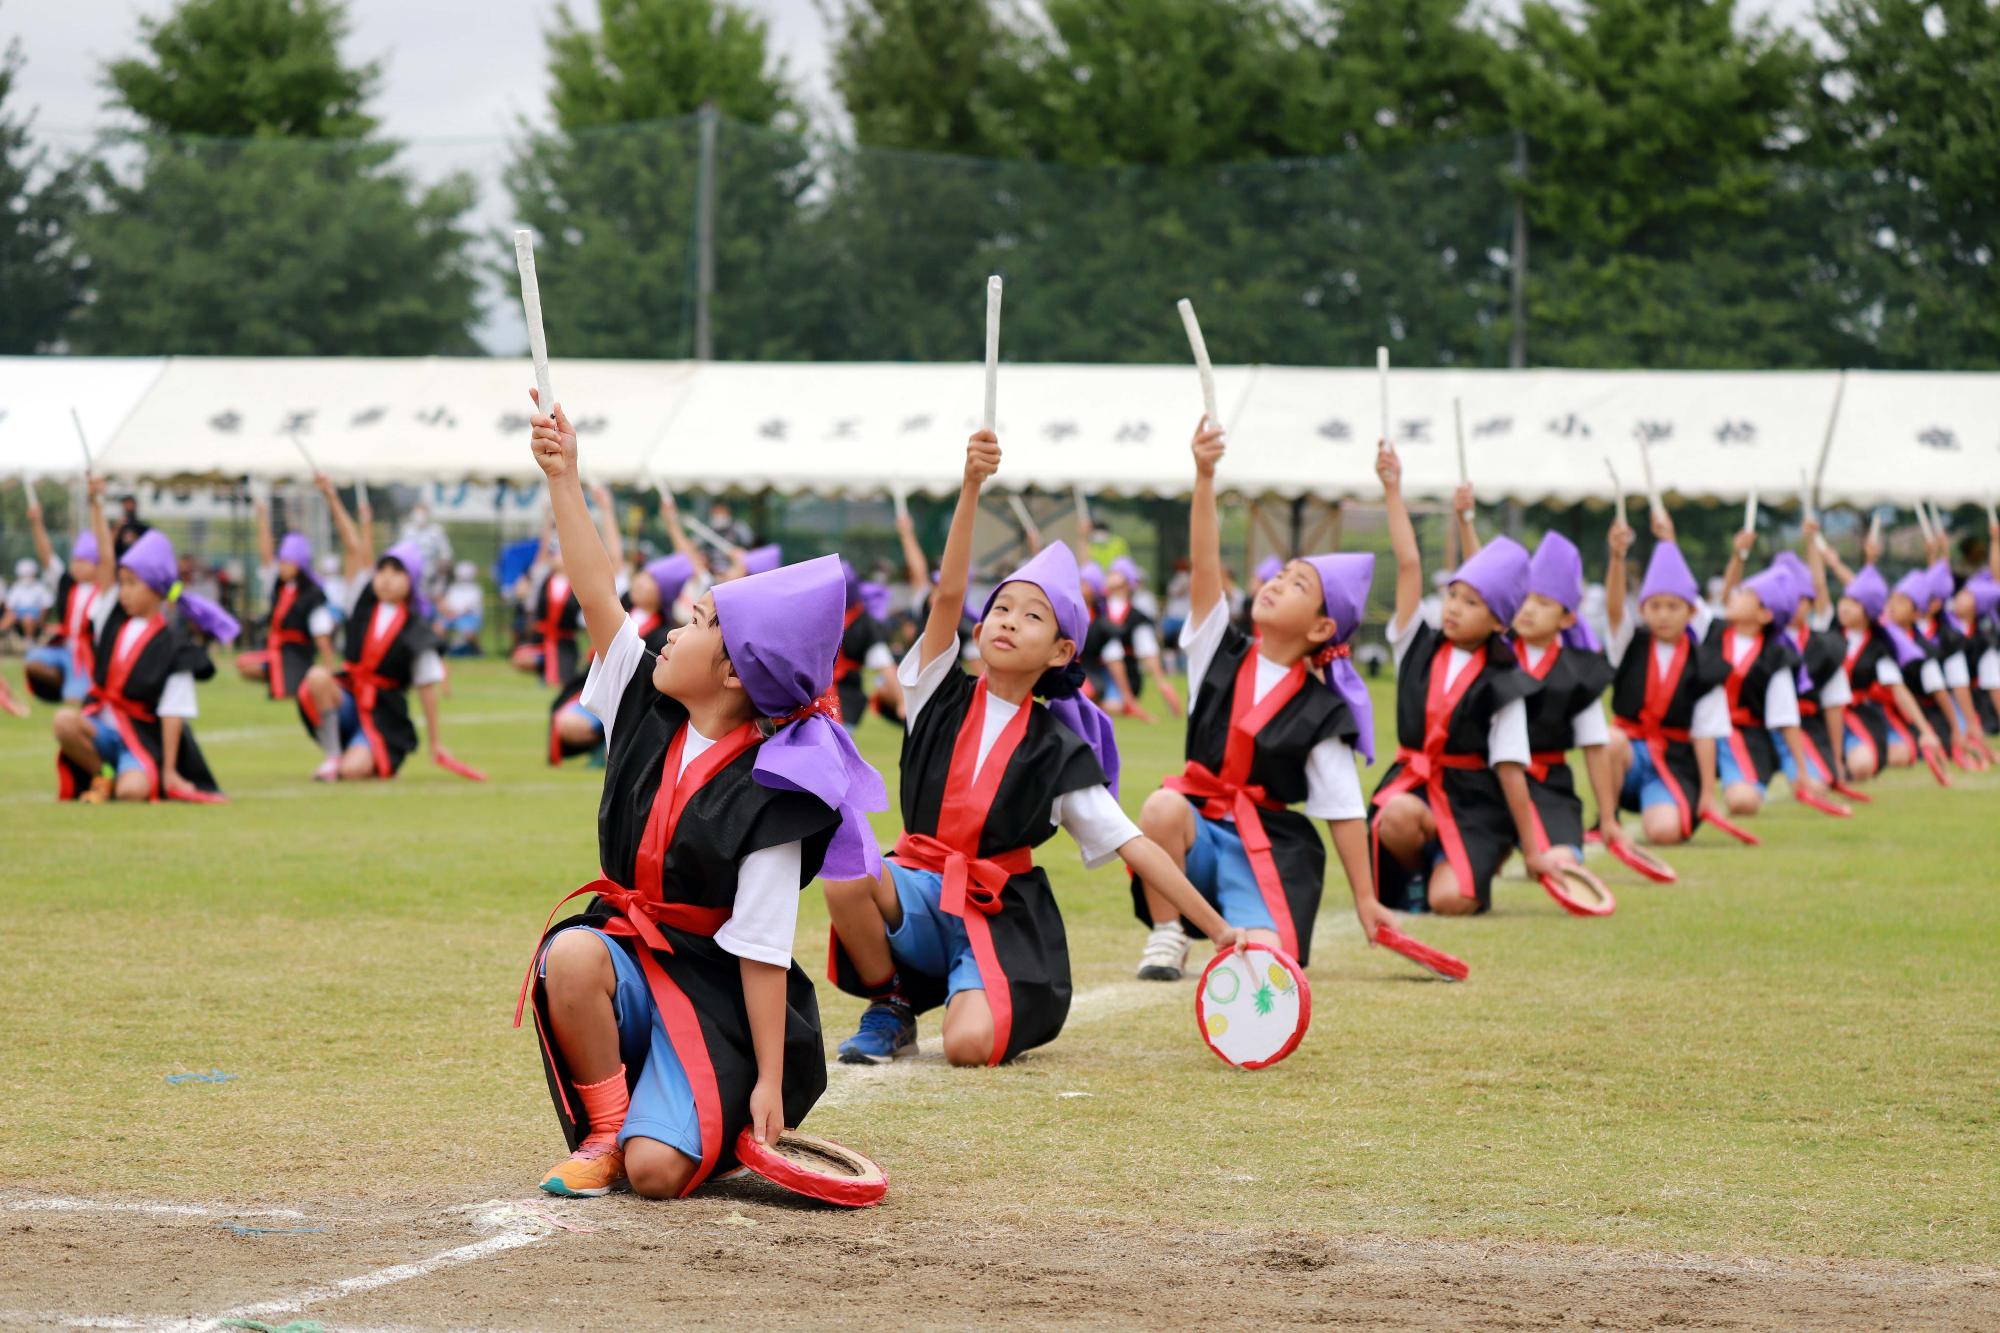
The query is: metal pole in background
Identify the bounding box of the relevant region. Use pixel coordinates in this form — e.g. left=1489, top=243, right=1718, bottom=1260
left=694, top=104, right=719, bottom=361
left=1509, top=129, right=1529, bottom=371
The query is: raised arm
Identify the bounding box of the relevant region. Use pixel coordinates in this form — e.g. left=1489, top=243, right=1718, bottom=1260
left=87, top=478, right=113, bottom=592
left=1803, top=519, right=1832, bottom=614
left=1188, top=417, right=1226, bottom=622
left=1453, top=483, right=1482, bottom=559
left=253, top=490, right=275, bottom=570
left=26, top=484, right=54, bottom=572
left=1719, top=527, right=1754, bottom=603
left=923, top=431, right=1000, bottom=668
left=589, top=481, right=625, bottom=576
left=1605, top=519, right=1633, bottom=636
left=529, top=395, right=625, bottom=650
left=316, top=474, right=369, bottom=582
left=1377, top=443, right=1421, bottom=631
left=656, top=487, right=699, bottom=564
left=897, top=512, right=928, bottom=592
left=355, top=485, right=376, bottom=569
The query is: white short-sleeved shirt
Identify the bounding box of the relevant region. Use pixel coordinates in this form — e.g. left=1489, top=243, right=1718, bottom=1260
left=90, top=594, right=196, bottom=718
left=1181, top=601, right=1365, bottom=819
left=1607, top=603, right=1732, bottom=740
left=1942, top=650, right=1970, bottom=690
left=863, top=642, right=895, bottom=672
left=1845, top=629, right=1904, bottom=688
left=1919, top=659, right=1945, bottom=694
left=579, top=614, right=802, bottom=969
left=1105, top=600, right=1161, bottom=660
left=1518, top=640, right=1610, bottom=748
left=901, top=637, right=1140, bottom=867
left=7, top=579, right=51, bottom=620
left=1386, top=607, right=1530, bottom=767
left=1979, top=648, right=2000, bottom=692
left=1816, top=663, right=1853, bottom=708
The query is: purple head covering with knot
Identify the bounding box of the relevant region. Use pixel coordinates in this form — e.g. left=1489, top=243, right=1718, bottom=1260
left=981, top=543, right=1122, bottom=794
left=1742, top=567, right=1800, bottom=630
left=859, top=580, right=892, bottom=623
left=379, top=540, right=432, bottom=619
left=741, top=544, right=784, bottom=576
left=277, top=532, right=313, bottom=571
left=1528, top=532, right=1600, bottom=651
left=1844, top=565, right=1888, bottom=621
left=1926, top=559, right=1955, bottom=610
left=1255, top=554, right=1284, bottom=584
left=1771, top=552, right=1813, bottom=611
left=643, top=553, right=693, bottom=609
left=1448, top=535, right=1531, bottom=630
left=712, top=555, right=890, bottom=882
left=1968, top=570, right=2000, bottom=624
left=1639, top=541, right=1701, bottom=607
left=1109, top=556, right=1144, bottom=588
left=71, top=531, right=99, bottom=563
left=1882, top=621, right=1929, bottom=667
left=120, top=530, right=240, bottom=644
left=1079, top=561, right=1105, bottom=597
left=1300, top=553, right=1377, bottom=762
left=1891, top=569, right=1930, bottom=613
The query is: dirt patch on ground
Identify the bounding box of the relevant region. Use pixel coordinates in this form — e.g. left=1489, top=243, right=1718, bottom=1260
left=4, top=1186, right=1995, bottom=1331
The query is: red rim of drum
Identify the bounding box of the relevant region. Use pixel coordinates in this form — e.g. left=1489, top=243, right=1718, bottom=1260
left=731, top=1129, right=888, bottom=1208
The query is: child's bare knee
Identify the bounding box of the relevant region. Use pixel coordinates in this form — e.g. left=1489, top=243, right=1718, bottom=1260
left=1725, top=786, right=1762, bottom=816
left=338, top=749, right=375, bottom=780
left=51, top=707, right=82, bottom=740
left=1848, top=752, right=1877, bottom=779
left=943, top=1027, right=994, bottom=1067
left=1138, top=788, right=1191, bottom=841
left=624, top=1140, right=695, bottom=1200
left=114, top=771, right=151, bottom=802
left=1642, top=808, right=1684, bottom=845
left=1428, top=874, right=1479, bottom=915
left=543, top=929, right=610, bottom=990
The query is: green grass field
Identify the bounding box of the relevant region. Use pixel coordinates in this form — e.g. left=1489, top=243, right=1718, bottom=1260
left=2, top=657, right=1995, bottom=1278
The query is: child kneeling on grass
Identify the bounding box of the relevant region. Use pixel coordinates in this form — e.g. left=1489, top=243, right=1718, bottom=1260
left=1132, top=417, right=1388, bottom=981
left=516, top=395, right=887, bottom=1199
left=823, top=429, right=1248, bottom=1068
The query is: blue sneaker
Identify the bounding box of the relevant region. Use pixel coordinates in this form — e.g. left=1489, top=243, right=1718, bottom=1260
left=838, top=998, right=917, bottom=1065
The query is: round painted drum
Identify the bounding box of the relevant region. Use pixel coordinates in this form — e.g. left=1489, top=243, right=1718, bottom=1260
left=732, top=1129, right=888, bottom=1208
left=1195, top=944, right=1311, bottom=1071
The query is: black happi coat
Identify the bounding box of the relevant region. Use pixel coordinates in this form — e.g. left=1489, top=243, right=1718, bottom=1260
left=532, top=573, right=585, bottom=685
left=260, top=572, right=328, bottom=701
left=1085, top=600, right=1159, bottom=701
left=1714, top=623, right=1797, bottom=786
left=833, top=603, right=888, bottom=726
left=1841, top=623, right=1911, bottom=757
left=1517, top=640, right=1615, bottom=851
left=57, top=602, right=220, bottom=799
left=1913, top=617, right=1964, bottom=740
left=1790, top=622, right=1849, bottom=777
left=1956, top=615, right=2000, bottom=735
left=548, top=608, right=669, bottom=763
left=831, top=663, right=1108, bottom=1063
left=529, top=666, right=839, bottom=1182
left=1370, top=623, right=1541, bottom=910
left=1131, top=624, right=1359, bottom=966
left=297, top=584, right=436, bottom=775
left=30, top=574, right=97, bottom=702
left=1610, top=623, right=1731, bottom=829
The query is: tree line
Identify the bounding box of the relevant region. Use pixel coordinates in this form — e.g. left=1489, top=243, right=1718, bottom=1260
left=1, top=0, right=1993, bottom=370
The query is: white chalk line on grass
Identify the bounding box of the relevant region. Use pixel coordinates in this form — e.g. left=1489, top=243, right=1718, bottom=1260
left=3, top=1196, right=307, bottom=1220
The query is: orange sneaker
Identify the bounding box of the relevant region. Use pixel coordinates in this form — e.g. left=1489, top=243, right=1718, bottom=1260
left=79, top=774, right=114, bottom=805
left=541, top=1141, right=627, bottom=1197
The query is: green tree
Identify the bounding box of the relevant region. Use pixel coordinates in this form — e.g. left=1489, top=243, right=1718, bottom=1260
left=72, top=0, right=479, bottom=355
left=0, top=33, right=86, bottom=352
left=1811, top=0, right=2000, bottom=368
left=1503, top=0, right=1838, bottom=368
left=506, top=0, right=816, bottom=360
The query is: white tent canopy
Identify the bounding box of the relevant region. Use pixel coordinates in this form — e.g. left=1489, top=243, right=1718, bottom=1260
left=4, top=356, right=1997, bottom=507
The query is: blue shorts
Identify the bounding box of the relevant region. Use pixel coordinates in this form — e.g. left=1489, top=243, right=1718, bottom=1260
left=89, top=716, right=145, bottom=776
left=1716, top=739, right=1765, bottom=795
left=1619, top=740, right=1682, bottom=814
left=331, top=690, right=365, bottom=750
left=1777, top=737, right=1800, bottom=783
left=540, top=927, right=700, bottom=1161
left=444, top=613, right=482, bottom=634
left=1183, top=815, right=1279, bottom=933
left=27, top=644, right=90, bottom=700
left=885, top=862, right=984, bottom=1001
left=560, top=700, right=605, bottom=738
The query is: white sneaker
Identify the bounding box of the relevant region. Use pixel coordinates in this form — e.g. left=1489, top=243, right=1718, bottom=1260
left=312, top=757, right=341, bottom=782
left=1136, top=922, right=1191, bottom=981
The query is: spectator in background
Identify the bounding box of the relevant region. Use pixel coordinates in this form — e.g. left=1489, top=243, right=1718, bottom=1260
left=113, top=496, right=150, bottom=557
left=399, top=502, right=454, bottom=607
left=439, top=560, right=485, bottom=657
left=3, top=558, right=51, bottom=644
left=317, top=554, right=349, bottom=629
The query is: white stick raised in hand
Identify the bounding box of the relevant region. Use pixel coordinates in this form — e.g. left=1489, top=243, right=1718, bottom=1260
left=515, top=229, right=556, bottom=421
left=1743, top=487, right=1758, bottom=534
left=1177, top=298, right=1220, bottom=429
left=69, top=407, right=93, bottom=476
left=1376, top=346, right=1390, bottom=447
left=982, top=275, right=1002, bottom=435
left=1603, top=457, right=1627, bottom=530
left=1453, top=397, right=1469, bottom=492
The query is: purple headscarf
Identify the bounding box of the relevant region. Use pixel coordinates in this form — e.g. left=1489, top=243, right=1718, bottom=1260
left=71, top=531, right=99, bottom=563
left=379, top=539, right=432, bottom=619
left=1882, top=621, right=1929, bottom=667
left=1772, top=551, right=1814, bottom=614
left=120, top=530, right=240, bottom=644
left=1891, top=569, right=1930, bottom=614
left=712, top=555, right=890, bottom=882
left=1968, top=571, right=2000, bottom=624
left=839, top=558, right=863, bottom=609
left=1300, top=552, right=1377, bottom=762
left=1926, top=559, right=1955, bottom=610
left=1079, top=561, right=1105, bottom=597
left=858, top=580, right=893, bottom=624
left=1844, top=565, right=1889, bottom=621
left=277, top=532, right=313, bottom=570
left=1109, top=556, right=1144, bottom=588
left=981, top=543, right=1122, bottom=795
left=1254, top=554, right=1284, bottom=584
left=1639, top=542, right=1701, bottom=607
left=1528, top=532, right=1600, bottom=650
left=741, top=544, right=784, bottom=576
left=1741, top=567, right=1799, bottom=630
left=1448, top=535, right=1531, bottom=630
left=643, top=553, right=693, bottom=609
